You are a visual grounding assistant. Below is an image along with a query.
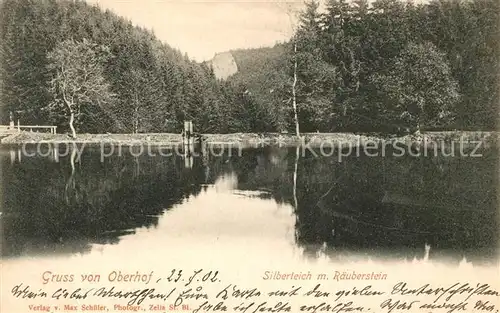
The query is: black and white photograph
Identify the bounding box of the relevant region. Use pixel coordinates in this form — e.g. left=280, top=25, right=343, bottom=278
left=1, top=0, right=499, bottom=312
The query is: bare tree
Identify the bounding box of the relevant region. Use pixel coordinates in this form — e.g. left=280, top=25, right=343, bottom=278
left=292, top=41, right=300, bottom=138
left=278, top=1, right=303, bottom=138
left=47, top=38, right=114, bottom=138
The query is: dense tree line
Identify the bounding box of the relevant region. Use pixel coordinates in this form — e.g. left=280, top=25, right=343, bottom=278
left=292, top=0, right=499, bottom=132
left=229, top=0, right=499, bottom=133
left=0, top=0, right=498, bottom=135
left=0, top=0, right=251, bottom=135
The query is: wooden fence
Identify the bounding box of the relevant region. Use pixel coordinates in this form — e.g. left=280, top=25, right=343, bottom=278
left=0, top=124, right=57, bottom=134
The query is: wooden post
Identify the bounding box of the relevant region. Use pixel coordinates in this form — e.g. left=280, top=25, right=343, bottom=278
left=53, top=143, right=59, bottom=163
left=201, top=138, right=209, bottom=182
left=183, top=121, right=193, bottom=142
left=17, top=119, right=20, bottom=132
left=183, top=121, right=194, bottom=146
left=10, top=149, right=15, bottom=164
left=183, top=121, right=189, bottom=145
left=184, top=154, right=193, bottom=169
left=183, top=120, right=195, bottom=167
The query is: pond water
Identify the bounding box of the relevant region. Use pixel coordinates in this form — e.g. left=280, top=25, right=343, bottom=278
left=1, top=143, right=498, bottom=265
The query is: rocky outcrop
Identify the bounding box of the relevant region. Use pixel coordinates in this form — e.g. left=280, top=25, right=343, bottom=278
left=207, top=52, right=238, bottom=80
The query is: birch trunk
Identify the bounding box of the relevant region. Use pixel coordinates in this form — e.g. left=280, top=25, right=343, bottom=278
left=134, top=106, right=139, bottom=134
left=292, top=42, right=300, bottom=138
left=68, top=111, right=76, bottom=139
left=133, top=93, right=139, bottom=134
left=62, top=90, right=77, bottom=138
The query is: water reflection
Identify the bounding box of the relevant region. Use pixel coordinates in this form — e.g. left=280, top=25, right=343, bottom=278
left=0, top=144, right=498, bottom=264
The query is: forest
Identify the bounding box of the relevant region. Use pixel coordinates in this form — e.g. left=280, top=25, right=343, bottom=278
left=0, top=0, right=498, bottom=136
left=0, top=0, right=245, bottom=135
left=227, top=0, right=500, bottom=133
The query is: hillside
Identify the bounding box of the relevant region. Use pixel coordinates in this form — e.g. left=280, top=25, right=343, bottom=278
left=209, top=0, right=499, bottom=133
left=209, top=44, right=289, bottom=84
left=1, top=0, right=497, bottom=136
left=0, top=0, right=237, bottom=134
left=207, top=43, right=292, bottom=131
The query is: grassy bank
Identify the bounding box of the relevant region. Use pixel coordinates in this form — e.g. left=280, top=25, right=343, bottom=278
left=1, top=131, right=498, bottom=148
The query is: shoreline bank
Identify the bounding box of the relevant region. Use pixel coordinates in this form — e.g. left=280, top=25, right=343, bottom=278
left=0, top=131, right=498, bottom=148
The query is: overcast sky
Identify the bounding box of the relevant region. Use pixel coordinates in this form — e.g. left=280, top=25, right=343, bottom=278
left=85, top=0, right=304, bottom=62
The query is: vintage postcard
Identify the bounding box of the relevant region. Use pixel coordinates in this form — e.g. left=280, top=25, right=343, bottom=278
left=1, top=0, right=499, bottom=312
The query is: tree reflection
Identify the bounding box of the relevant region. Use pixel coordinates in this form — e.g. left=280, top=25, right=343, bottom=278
left=292, top=148, right=499, bottom=264
left=1, top=144, right=498, bottom=264
left=64, top=144, right=78, bottom=204
left=1, top=144, right=205, bottom=258
left=221, top=146, right=498, bottom=264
